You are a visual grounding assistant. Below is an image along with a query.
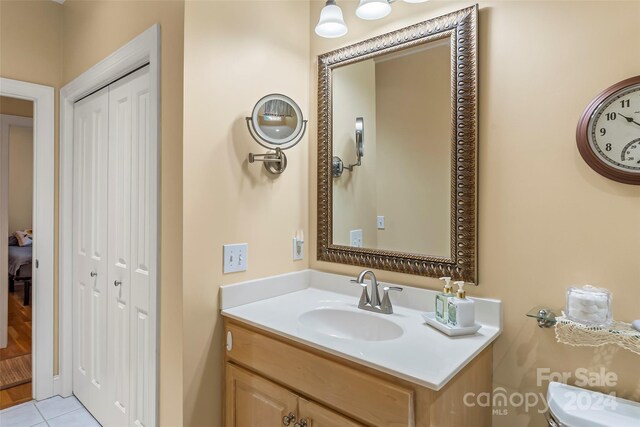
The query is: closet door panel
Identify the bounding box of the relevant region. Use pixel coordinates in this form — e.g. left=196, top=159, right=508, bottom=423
left=107, top=65, right=152, bottom=427
left=72, top=86, right=109, bottom=422
left=129, top=66, right=152, bottom=427
left=106, top=73, right=133, bottom=427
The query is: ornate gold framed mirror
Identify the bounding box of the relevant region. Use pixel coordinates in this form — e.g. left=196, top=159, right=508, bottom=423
left=317, top=5, right=478, bottom=282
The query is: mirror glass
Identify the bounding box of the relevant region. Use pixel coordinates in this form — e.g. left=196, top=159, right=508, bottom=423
left=251, top=94, right=302, bottom=146
left=331, top=39, right=452, bottom=257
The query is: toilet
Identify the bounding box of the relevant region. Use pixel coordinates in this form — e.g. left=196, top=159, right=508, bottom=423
left=546, top=381, right=640, bottom=427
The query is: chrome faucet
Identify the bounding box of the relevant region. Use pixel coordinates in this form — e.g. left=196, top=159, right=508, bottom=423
left=351, top=269, right=402, bottom=314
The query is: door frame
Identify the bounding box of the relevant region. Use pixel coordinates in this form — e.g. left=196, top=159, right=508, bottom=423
left=0, top=79, right=55, bottom=400
left=59, top=24, right=160, bottom=424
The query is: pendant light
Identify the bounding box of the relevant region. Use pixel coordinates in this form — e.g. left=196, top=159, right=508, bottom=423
left=315, top=0, right=348, bottom=38
left=355, top=0, right=392, bottom=20
left=314, top=0, right=429, bottom=39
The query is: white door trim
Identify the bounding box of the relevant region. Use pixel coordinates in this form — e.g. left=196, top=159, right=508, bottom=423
left=0, top=114, right=34, bottom=350
left=59, top=25, right=160, bottom=426
left=0, top=79, right=55, bottom=400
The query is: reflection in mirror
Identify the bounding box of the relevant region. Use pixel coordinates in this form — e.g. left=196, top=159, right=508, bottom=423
left=250, top=94, right=304, bottom=147
left=332, top=40, right=452, bottom=257
left=332, top=117, right=364, bottom=177
left=256, top=98, right=299, bottom=141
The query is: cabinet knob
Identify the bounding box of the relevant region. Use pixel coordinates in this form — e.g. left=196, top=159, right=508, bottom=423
left=282, top=412, right=296, bottom=426
left=90, top=271, right=97, bottom=277
left=294, top=419, right=308, bottom=427
left=114, top=280, right=122, bottom=287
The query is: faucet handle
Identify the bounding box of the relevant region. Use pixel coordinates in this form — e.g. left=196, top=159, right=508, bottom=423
left=380, top=286, right=403, bottom=314
left=351, top=279, right=370, bottom=306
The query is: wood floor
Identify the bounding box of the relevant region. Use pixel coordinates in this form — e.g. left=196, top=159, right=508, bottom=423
left=0, top=283, right=32, bottom=410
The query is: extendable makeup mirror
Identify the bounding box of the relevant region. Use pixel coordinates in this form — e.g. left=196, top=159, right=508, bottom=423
left=246, top=93, right=307, bottom=174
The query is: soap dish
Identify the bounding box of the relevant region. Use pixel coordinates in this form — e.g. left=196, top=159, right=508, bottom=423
left=422, top=312, right=481, bottom=336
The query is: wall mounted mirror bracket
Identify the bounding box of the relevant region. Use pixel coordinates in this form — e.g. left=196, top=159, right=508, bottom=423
left=333, top=117, right=364, bottom=177
left=246, top=93, right=307, bottom=175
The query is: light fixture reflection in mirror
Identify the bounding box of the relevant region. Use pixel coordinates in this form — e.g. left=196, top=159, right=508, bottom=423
left=246, top=94, right=307, bottom=175
left=333, top=117, right=364, bottom=177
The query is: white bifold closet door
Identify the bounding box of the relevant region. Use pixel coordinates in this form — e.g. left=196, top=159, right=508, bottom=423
left=73, top=65, right=152, bottom=427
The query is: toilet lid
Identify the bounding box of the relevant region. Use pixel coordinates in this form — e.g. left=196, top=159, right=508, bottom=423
left=547, top=382, right=640, bottom=427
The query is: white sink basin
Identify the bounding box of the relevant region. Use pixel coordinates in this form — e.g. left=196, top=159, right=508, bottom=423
left=298, top=308, right=404, bottom=341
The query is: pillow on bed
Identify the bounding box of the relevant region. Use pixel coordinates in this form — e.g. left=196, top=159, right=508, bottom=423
left=13, top=230, right=32, bottom=247
left=8, top=234, right=18, bottom=246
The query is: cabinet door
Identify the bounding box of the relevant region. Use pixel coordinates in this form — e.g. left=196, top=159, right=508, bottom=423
left=299, top=398, right=364, bottom=427
left=226, top=364, right=298, bottom=427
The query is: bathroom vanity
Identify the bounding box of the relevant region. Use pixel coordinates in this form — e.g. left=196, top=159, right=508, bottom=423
left=221, top=270, right=501, bottom=427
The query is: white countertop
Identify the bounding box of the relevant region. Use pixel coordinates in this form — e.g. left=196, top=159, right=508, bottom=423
left=220, top=270, right=502, bottom=391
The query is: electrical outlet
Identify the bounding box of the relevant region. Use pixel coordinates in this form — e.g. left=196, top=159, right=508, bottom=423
left=377, top=215, right=385, bottom=230
left=350, top=229, right=363, bottom=248
left=223, top=243, right=248, bottom=273
left=292, top=237, right=304, bottom=261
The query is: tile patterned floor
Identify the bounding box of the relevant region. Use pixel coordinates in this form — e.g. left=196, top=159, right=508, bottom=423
left=0, top=395, right=101, bottom=427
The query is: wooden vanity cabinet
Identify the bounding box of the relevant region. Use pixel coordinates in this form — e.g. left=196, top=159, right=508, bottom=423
left=224, top=319, right=492, bottom=427
left=226, top=363, right=363, bottom=427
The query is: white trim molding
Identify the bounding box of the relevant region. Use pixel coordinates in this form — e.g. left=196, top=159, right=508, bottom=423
left=0, top=78, right=55, bottom=400
left=59, top=24, right=160, bottom=425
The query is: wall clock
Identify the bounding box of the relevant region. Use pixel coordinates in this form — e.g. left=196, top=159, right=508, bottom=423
left=576, top=76, right=640, bottom=185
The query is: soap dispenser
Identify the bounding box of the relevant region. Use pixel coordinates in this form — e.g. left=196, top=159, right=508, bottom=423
left=435, top=277, right=454, bottom=324
left=447, top=281, right=475, bottom=328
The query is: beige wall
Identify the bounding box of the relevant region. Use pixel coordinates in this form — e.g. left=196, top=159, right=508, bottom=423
left=310, top=2, right=640, bottom=426
left=1, top=96, right=35, bottom=233
left=0, top=0, right=63, bottom=371
left=0, top=96, right=34, bottom=118
left=375, top=44, right=451, bottom=255
left=61, top=1, right=185, bottom=425
left=183, top=1, right=310, bottom=425
left=332, top=60, right=378, bottom=248
left=8, top=126, right=33, bottom=232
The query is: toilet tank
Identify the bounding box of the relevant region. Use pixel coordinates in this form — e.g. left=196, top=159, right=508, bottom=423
left=546, top=381, right=640, bottom=427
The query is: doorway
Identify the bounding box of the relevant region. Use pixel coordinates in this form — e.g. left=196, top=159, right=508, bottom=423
left=0, top=99, right=34, bottom=408
left=0, top=79, right=55, bottom=405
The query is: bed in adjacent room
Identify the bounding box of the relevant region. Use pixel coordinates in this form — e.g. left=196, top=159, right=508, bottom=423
left=8, top=233, right=32, bottom=305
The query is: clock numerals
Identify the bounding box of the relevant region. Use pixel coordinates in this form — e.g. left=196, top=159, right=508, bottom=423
left=606, top=112, right=617, bottom=121
left=620, top=99, right=630, bottom=108
left=600, top=128, right=606, bottom=136
left=605, top=143, right=612, bottom=152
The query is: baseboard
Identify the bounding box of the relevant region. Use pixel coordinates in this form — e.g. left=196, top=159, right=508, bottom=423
left=52, top=375, right=71, bottom=397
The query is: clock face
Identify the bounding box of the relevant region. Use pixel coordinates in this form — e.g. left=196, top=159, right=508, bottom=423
left=577, top=76, right=640, bottom=184
left=587, top=82, right=640, bottom=172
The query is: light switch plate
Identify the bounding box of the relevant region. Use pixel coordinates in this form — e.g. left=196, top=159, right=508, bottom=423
left=377, top=215, right=385, bottom=230
left=223, top=243, right=248, bottom=273
left=350, top=229, right=363, bottom=247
